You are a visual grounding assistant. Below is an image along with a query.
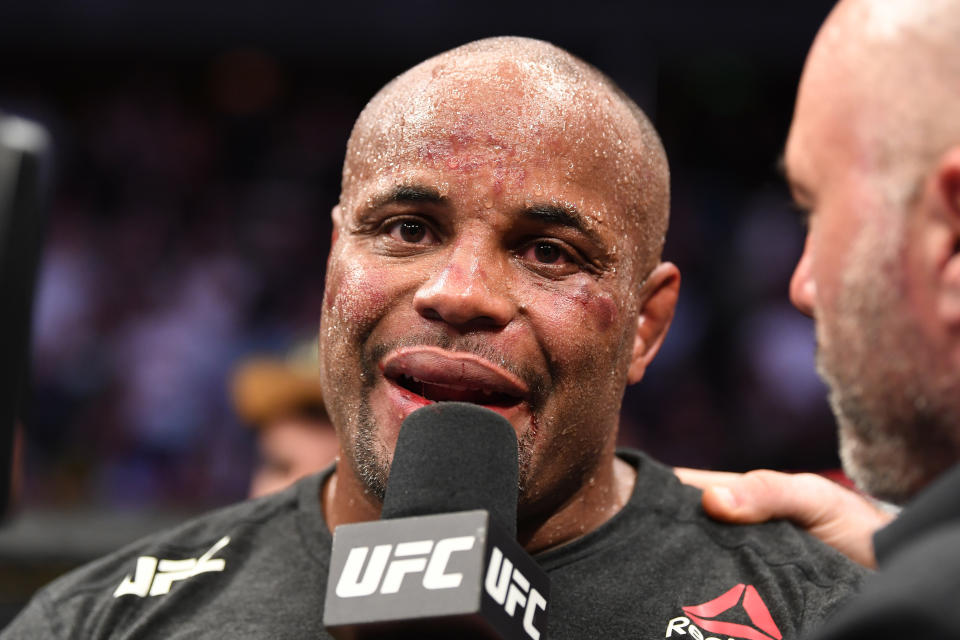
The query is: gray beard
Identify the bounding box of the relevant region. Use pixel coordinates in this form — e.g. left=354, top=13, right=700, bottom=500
left=814, top=218, right=960, bottom=504
left=824, top=365, right=955, bottom=505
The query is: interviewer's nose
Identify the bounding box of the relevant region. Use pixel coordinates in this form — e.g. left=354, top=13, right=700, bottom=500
left=789, top=235, right=816, bottom=316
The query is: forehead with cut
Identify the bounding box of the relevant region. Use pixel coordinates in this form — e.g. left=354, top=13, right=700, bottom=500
left=348, top=45, right=640, bottom=172
left=340, top=38, right=668, bottom=263
left=357, top=37, right=613, bottom=130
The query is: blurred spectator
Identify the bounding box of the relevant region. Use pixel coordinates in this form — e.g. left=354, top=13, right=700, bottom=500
left=230, top=339, right=337, bottom=498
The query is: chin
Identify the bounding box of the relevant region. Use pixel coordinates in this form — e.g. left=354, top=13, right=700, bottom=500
left=838, top=424, right=930, bottom=506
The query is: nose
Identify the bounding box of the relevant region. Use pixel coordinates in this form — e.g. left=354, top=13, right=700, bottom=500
left=789, top=233, right=816, bottom=316
left=413, top=242, right=516, bottom=329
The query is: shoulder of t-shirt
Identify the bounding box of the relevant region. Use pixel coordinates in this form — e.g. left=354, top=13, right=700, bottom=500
left=800, top=523, right=960, bottom=639
left=618, top=448, right=870, bottom=590
left=27, top=473, right=318, bottom=608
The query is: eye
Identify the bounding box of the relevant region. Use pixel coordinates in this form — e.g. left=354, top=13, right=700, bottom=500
left=385, top=218, right=436, bottom=245
left=399, top=221, right=425, bottom=243
left=519, top=240, right=581, bottom=273
left=529, top=242, right=567, bottom=264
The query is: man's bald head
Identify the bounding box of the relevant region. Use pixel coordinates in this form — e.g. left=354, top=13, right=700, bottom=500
left=340, top=36, right=670, bottom=278
left=320, top=37, right=682, bottom=527
left=802, top=0, right=960, bottom=206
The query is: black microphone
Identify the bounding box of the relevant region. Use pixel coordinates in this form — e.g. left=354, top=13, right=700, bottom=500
left=0, top=114, right=51, bottom=519
left=323, top=402, right=550, bottom=639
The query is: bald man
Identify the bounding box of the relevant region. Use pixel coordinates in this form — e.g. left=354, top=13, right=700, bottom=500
left=2, top=38, right=864, bottom=639
left=680, top=0, right=960, bottom=637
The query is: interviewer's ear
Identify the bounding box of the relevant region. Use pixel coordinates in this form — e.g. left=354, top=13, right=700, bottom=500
left=627, top=262, right=680, bottom=385
left=934, top=147, right=960, bottom=330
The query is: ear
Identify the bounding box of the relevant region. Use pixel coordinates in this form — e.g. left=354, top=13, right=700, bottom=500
left=325, top=206, right=342, bottom=273
left=627, top=262, right=681, bottom=385
left=934, top=147, right=960, bottom=330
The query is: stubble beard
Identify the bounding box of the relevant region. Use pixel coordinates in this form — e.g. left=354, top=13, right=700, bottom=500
left=815, top=217, right=960, bottom=505
left=351, top=399, right=539, bottom=503
left=346, top=336, right=545, bottom=504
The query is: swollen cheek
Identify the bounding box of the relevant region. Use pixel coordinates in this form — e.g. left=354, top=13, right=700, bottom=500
left=325, top=265, right=390, bottom=332
left=529, top=287, right=622, bottom=369
left=533, top=281, right=619, bottom=333
left=582, top=289, right=618, bottom=333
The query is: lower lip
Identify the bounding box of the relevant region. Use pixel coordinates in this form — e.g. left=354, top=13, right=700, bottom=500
left=378, top=377, right=532, bottom=435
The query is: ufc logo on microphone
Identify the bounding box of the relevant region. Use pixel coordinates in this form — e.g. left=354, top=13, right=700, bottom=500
left=484, top=546, right=548, bottom=640
left=334, top=536, right=476, bottom=597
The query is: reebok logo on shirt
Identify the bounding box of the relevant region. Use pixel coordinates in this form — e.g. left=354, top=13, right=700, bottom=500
left=665, top=584, right=782, bottom=640
left=113, top=536, right=230, bottom=598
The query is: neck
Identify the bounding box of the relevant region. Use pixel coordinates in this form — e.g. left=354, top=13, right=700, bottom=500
left=517, top=453, right=636, bottom=553
left=322, top=450, right=636, bottom=554
left=322, top=463, right=383, bottom=530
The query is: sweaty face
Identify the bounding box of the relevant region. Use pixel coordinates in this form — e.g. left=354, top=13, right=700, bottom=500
left=786, top=44, right=959, bottom=504
left=319, top=57, right=655, bottom=515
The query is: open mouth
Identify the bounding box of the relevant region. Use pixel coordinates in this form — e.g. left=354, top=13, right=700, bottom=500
left=392, top=373, right=523, bottom=407
left=381, top=346, right=530, bottom=409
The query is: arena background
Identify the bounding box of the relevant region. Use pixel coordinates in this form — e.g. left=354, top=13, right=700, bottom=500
left=0, top=0, right=839, bottom=623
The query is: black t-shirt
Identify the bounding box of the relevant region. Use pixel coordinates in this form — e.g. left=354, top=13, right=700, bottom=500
left=2, top=450, right=866, bottom=639
left=803, top=463, right=960, bottom=640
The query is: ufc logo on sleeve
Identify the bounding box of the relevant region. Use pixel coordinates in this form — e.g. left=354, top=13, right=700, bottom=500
left=113, top=536, right=230, bottom=598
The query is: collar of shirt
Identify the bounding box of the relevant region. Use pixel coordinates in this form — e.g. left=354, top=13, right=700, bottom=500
left=873, top=463, right=960, bottom=565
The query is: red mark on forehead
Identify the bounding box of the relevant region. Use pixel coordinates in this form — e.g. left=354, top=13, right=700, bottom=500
left=493, top=162, right=505, bottom=195
left=415, top=137, right=529, bottom=195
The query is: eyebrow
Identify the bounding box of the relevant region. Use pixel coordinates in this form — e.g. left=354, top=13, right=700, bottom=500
left=369, top=185, right=447, bottom=209
left=522, top=204, right=604, bottom=246
left=776, top=151, right=815, bottom=206
left=367, top=186, right=605, bottom=245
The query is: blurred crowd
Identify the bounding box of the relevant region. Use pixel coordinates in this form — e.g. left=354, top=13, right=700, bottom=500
left=16, top=51, right=349, bottom=508
left=6, top=42, right=839, bottom=513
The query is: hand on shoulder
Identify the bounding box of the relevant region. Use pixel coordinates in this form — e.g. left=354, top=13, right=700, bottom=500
left=675, top=467, right=896, bottom=568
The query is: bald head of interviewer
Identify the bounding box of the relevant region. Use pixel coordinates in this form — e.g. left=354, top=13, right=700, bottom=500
left=783, top=0, right=960, bottom=504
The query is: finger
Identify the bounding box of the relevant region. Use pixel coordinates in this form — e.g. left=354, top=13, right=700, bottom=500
left=674, top=467, right=746, bottom=489
left=701, top=470, right=831, bottom=526
left=700, top=470, right=892, bottom=567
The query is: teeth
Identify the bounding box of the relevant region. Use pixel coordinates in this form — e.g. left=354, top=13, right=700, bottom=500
left=405, top=374, right=485, bottom=393
left=395, top=373, right=520, bottom=407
